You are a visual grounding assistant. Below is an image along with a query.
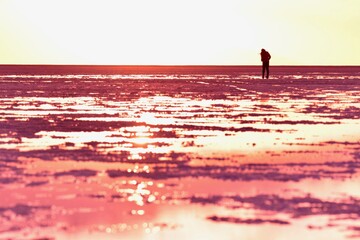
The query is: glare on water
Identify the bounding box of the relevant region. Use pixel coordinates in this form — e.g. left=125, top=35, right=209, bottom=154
left=0, top=67, right=360, bottom=239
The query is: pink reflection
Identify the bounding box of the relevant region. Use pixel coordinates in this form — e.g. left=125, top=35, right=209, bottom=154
left=0, top=66, right=360, bottom=239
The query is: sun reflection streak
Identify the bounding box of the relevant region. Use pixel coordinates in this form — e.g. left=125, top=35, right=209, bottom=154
left=125, top=181, right=152, bottom=206
left=138, top=112, right=175, bottom=125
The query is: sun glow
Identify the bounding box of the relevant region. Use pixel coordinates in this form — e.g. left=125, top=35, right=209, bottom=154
left=0, top=0, right=359, bottom=65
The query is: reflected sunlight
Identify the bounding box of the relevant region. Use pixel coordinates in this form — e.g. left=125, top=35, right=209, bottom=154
left=138, top=112, right=175, bottom=125
left=1, top=67, right=360, bottom=239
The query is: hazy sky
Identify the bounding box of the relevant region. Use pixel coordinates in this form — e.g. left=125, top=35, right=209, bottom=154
left=0, top=0, right=359, bottom=65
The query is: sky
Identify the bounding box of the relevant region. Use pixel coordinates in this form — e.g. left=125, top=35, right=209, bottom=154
left=0, top=0, right=359, bottom=65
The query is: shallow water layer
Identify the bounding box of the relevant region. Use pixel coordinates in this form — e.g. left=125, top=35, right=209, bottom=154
left=0, top=66, right=360, bottom=240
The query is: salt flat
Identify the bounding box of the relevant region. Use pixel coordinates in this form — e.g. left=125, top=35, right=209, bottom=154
left=0, top=66, right=359, bottom=239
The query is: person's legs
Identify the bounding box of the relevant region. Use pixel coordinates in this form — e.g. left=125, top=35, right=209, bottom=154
left=264, top=62, right=269, bottom=79
left=262, top=64, right=265, bottom=79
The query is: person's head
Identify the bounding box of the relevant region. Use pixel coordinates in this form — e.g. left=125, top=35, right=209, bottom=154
left=261, top=48, right=265, bottom=52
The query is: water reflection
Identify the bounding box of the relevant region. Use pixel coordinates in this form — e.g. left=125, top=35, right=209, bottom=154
left=0, top=70, right=360, bottom=239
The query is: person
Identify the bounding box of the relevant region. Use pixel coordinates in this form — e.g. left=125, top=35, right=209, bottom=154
left=260, top=49, right=271, bottom=79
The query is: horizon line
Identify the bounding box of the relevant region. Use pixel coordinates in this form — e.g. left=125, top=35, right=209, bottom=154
left=0, top=64, right=359, bottom=67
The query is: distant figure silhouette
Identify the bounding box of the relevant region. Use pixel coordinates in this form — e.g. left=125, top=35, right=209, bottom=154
left=260, top=49, right=271, bottom=79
